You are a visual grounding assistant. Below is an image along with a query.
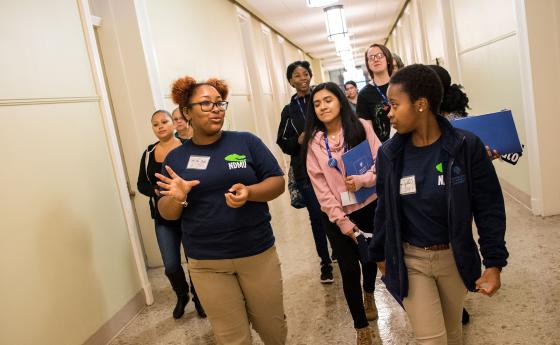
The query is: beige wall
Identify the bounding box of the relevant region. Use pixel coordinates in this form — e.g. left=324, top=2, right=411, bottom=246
left=452, top=0, right=531, bottom=198
left=387, top=0, right=533, bottom=208
left=519, top=0, right=560, bottom=215
left=0, top=1, right=142, bottom=344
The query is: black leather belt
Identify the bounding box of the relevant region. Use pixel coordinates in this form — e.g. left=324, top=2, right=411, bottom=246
left=407, top=243, right=450, bottom=251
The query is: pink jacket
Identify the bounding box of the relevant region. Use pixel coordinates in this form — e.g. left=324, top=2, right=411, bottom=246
left=306, top=119, right=381, bottom=235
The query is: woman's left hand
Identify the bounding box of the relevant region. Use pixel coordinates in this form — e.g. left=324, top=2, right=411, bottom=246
left=485, top=146, right=501, bottom=160
left=225, top=183, right=250, bottom=208
left=475, top=267, right=501, bottom=296
left=345, top=176, right=357, bottom=192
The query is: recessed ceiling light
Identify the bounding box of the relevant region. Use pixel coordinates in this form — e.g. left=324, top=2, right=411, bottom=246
left=306, top=0, right=338, bottom=8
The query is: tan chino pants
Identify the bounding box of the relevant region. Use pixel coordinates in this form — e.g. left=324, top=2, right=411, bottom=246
left=188, top=245, right=287, bottom=345
left=403, top=243, right=467, bottom=345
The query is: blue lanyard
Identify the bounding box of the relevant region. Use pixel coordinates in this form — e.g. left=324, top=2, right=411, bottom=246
left=324, top=132, right=347, bottom=174
left=372, top=82, right=389, bottom=105
left=295, top=96, right=306, bottom=118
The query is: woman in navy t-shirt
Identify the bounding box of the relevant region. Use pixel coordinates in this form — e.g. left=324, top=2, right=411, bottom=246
left=156, top=76, right=287, bottom=345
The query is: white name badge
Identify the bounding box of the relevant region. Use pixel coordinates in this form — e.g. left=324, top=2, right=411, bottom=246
left=340, top=191, right=358, bottom=206
left=186, top=155, right=211, bottom=170
left=400, top=175, right=417, bottom=195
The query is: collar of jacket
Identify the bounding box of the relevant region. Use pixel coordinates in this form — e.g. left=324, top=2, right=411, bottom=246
left=290, top=92, right=310, bottom=104
left=382, top=115, right=463, bottom=161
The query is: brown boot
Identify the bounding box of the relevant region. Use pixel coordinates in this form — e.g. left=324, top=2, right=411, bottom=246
left=356, top=326, right=373, bottom=345
left=364, top=291, right=378, bottom=321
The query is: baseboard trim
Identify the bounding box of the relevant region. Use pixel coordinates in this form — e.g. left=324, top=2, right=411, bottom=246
left=500, top=178, right=531, bottom=210
left=82, top=290, right=146, bottom=345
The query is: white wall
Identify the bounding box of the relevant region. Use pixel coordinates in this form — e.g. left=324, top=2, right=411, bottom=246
left=517, top=0, right=560, bottom=215
left=387, top=0, right=534, bottom=210
left=452, top=0, right=530, bottom=200
left=0, top=0, right=142, bottom=344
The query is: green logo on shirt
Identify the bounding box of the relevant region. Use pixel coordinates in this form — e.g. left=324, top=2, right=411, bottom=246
left=224, top=154, right=246, bottom=162
left=225, top=153, right=247, bottom=169
left=436, top=162, right=445, bottom=186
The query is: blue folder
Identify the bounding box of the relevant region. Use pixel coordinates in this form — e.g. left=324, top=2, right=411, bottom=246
left=450, top=110, right=522, bottom=154
left=342, top=140, right=376, bottom=204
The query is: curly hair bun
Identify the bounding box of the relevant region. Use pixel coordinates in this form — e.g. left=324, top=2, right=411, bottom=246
left=206, top=78, right=229, bottom=100
left=171, top=76, right=197, bottom=105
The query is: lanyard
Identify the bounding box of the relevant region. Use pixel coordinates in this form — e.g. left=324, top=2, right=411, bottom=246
left=295, top=96, right=307, bottom=118
left=324, top=132, right=347, bottom=174
left=372, top=82, right=389, bottom=105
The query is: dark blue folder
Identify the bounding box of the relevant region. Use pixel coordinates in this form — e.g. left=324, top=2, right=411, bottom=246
left=450, top=110, right=522, bottom=154
left=342, top=140, right=376, bottom=204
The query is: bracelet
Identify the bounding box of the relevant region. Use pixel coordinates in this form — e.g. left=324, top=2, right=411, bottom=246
left=171, top=197, right=188, bottom=208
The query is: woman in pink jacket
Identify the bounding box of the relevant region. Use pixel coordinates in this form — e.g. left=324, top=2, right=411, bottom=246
left=302, top=82, right=381, bottom=345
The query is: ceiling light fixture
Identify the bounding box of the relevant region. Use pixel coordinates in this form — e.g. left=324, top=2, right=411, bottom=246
left=323, top=5, right=347, bottom=41
left=306, top=0, right=338, bottom=8
left=334, top=36, right=351, bottom=55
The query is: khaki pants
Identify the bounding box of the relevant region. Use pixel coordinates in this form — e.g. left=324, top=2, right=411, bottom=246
left=403, top=243, right=467, bottom=345
left=188, top=246, right=287, bottom=345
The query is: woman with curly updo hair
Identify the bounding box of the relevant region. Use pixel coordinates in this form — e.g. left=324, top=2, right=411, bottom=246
left=156, top=76, right=287, bottom=345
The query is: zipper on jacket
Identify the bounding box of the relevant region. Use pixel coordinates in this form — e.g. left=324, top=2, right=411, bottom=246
left=446, top=136, right=465, bottom=241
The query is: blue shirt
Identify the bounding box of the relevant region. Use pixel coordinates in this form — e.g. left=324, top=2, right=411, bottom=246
left=400, top=137, right=449, bottom=246
left=162, top=131, right=284, bottom=259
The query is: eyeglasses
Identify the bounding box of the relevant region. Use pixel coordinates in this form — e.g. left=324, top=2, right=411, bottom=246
left=188, top=101, right=229, bottom=112
left=367, top=53, right=385, bottom=61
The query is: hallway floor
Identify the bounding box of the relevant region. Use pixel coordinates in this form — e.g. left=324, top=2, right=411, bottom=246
left=110, top=193, right=560, bottom=345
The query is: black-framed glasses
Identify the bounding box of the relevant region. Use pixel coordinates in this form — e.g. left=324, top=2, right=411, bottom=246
left=367, top=53, right=385, bottom=61
left=188, top=101, right=229, bottom=112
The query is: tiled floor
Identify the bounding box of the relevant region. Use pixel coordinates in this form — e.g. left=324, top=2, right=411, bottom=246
left=110, top=192, right=560, bottom=344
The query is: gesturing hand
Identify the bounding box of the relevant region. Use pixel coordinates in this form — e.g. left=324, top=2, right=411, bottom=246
left=155, top=165, right=200, bottom=203
left=225, top=183, right=250, bottom=208
left=475, top=267, right=501, bottom=297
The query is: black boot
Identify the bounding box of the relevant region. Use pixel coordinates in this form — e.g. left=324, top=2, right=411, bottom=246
left=189, top=278, right=206, bottom=318
left=462, top=308, right=470, bottom=325
left=166, top=268, right=190, bottom=319
left=192, top=295, right=207, bottom=318
left=173, top=293, right=190, bottom=319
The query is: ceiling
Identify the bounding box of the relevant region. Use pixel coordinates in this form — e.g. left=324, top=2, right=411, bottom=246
left=237, top=0, right=405, bottom=71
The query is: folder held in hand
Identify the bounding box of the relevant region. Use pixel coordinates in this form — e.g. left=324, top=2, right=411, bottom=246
left=450, top=110, right=522, bottom=154
left=342, top=140, right=376, bottom=204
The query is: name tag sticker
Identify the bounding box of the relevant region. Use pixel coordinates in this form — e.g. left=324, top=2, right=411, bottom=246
left=187, top=155, right=211, bottom=170
left=400, top=175, right=417, bottom=195
left=340, top=191, right=358, bottom=206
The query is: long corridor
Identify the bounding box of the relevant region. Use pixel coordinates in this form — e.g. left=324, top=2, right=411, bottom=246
left=109, top=192, right=560, bottom=345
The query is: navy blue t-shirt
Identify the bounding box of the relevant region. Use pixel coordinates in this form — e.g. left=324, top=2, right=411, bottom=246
left=400, top=137, right=449, bottom=247
left=162, top=131, right=284, bottom=260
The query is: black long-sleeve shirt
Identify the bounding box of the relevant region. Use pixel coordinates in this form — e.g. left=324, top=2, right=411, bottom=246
left=137, top=142, right=181, bottom=227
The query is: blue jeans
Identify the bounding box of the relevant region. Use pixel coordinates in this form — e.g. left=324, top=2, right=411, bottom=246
left=155, top=220, right=184, bottom=274
left=296, top=179, right=332, bottom=266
